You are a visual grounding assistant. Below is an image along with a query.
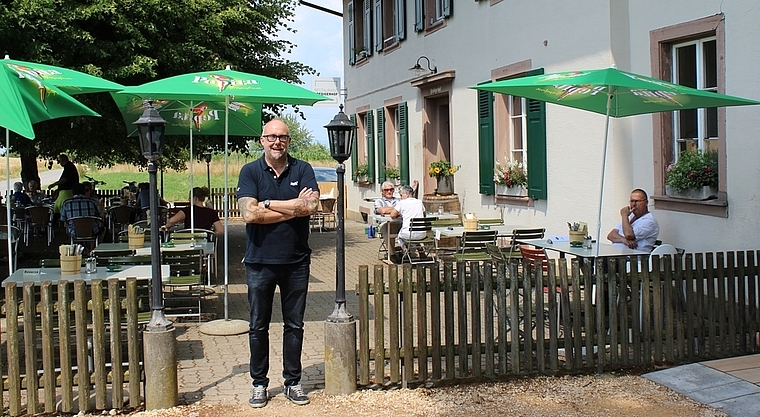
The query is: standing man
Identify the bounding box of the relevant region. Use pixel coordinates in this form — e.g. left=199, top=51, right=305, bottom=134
left=237, top=119, right=319, bottom=408
left=47, top=154, right=79, bottom=213
left=607, top=188, right=659, bottom=252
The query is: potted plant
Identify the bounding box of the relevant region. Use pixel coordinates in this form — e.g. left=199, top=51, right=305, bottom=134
left=493, top=158, right=528, bottom=196
left=665, top=149, right=718, bottom=200
left=355, top=162, right=370, bottom=183
left=385, top=164, right=401, bottom=184
left=428, top=159, right=459, bottom=195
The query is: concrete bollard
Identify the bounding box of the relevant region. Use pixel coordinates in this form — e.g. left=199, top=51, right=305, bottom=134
left=324, top=320, right=357, bottom=395
left=143, top=326, right=178, bottom=410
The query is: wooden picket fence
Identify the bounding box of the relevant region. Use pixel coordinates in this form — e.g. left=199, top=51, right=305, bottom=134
left=97, top=187, right=240, bottom=219
left=1, top=278, right=145, bottom=416
left=356, top=252, right=760, bottom=386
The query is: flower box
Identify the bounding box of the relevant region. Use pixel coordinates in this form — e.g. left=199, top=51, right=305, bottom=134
left=665, top=185, right=718, bottom=200
left=496, top=185, right=527, bottom=196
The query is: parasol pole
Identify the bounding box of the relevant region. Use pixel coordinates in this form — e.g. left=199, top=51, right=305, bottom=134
left=189, top=102, right=195, bottom=232
left=595, top=88, right=614, bottom=257
left=223, top=95, right=230, bottom=320
left=6, top=128, right=13, bottom=276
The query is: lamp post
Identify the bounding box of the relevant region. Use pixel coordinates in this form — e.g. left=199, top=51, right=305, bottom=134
left=133, top=100, right=178, bottom=410
left=202, top=150, right=212, bottom=191
left=323, top=104, right=357, bottom=395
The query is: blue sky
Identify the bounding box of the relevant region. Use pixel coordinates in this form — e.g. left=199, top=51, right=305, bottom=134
left=279, top=0, right=344, bottom=146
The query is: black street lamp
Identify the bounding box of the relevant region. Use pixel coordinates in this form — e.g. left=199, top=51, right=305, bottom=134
left=133, top=100, right=177, bottom=409
left=133, top=100, right=170, bottom=330
left=324, top=103, right=356, bottom=322
left=202, top=150, right=212, bottom=191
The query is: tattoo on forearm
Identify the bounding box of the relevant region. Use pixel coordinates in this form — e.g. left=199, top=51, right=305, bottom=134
left=293, top=197, right=318, bottom=217
left=239, top=197, right=266, bottom=223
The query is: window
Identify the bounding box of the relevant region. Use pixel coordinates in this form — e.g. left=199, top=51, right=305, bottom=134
left=376, top=103, right=409, bottom=184
left=414, top=0, right=452, bottom=32
left=374, top=0, right=406, bottom=52
left=651, top=14, right=727, bottom=217
left=348, top=0, right=372, bottom=65
left=478, top=68, right=547, bottom=202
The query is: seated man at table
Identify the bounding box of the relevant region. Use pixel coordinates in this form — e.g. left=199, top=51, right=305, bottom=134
left=390, top=185, right=426, bottom=258
left=606, top=188, right=659, bottom=252
left=60, top=182, right=106, bottom=248
left=374, top=181, right=399, bottom=215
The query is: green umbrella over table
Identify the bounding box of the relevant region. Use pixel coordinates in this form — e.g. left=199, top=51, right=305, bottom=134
left=119, top=67, right=329, bottom=332
left=471, top=67, right=760, bottom=252
left=1, top=55, right=124, bottom=275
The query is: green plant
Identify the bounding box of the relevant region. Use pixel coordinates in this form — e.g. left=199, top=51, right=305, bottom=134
left=385, top=164, right=401, bottom=180
left=355, top=162, right=370, bottom=178
left=493, top=158, right=528, bottom=187
left=428, top=160, right=459, bottom=179
left=665, top=149, right=718, bottom=192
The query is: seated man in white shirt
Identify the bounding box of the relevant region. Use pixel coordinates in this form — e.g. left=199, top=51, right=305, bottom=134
left=606, top=188, right=659, bottom=252
left=390, top=185, right=426, bottom=258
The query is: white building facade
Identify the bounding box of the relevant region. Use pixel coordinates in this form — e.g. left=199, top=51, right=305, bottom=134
left=341, top=0, right=760, bottom=253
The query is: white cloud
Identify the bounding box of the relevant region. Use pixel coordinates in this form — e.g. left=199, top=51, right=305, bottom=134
left=279, top=1, right=345, bottom=145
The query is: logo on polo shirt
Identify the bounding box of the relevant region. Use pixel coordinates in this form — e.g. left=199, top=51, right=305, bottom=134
left=290, top=181, right=298, bottom=186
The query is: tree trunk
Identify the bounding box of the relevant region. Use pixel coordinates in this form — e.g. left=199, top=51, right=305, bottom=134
left=17, top=140, right=41, bottom=189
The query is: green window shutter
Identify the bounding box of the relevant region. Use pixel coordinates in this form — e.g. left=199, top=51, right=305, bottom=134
left=348, top=1, right=355, bottom=65
left=442, top=0, right=452, bottom=18
left=373, top=0, right=383, bottom=52
left=395, top=0, right=405, bottom=41
left=376, top=108, right=386, bottom=182
left=477, top=88, right=495, bottom=195
left=398, top=102, right=409, bottom=185
left=350, top=113, right=358, bottom=180
left=363, top=0, right=372, bottom=56
left=366, top=111, right=376, bottom=184
left=414, top=0, right=423, bottom=32
left=525, top=68, right=547, bottom=200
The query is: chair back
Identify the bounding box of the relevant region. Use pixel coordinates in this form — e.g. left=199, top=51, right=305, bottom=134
left=486, top=242, right=505, bottom=263
left=320, top=198, right=336, bottom=214
left=27, top=205, right=53, bottom=226
left=460, top=230, right=498, bottom=253
left=478, top=218, right=504, bottom=225
left=405, top=217, right=436, bottom=239
left=519, top=244, right=549, bottom=272
left=104, top=255, right=153, bottom=266
left=162, top=249, right=204, bottom=279
left=431, top=218, right=462, bottom=227
left=649, top=243, right=678, bottom=271
left=172, top=229, right=215, bottom=242
left=109, top=205, right=134, bottom=225
left=507, top=228, right=546, bottom=255
left=0, top=207, right=7, bottom=224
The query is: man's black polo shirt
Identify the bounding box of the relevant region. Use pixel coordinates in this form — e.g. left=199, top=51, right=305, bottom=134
left=237, top=155, right=318, bottom=265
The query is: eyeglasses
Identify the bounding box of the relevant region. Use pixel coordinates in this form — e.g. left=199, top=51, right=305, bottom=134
left=382, top=188, right=395, bottom=192
left=261, top=134, right=291, bottom=143
left=629, top=199, right=646, bottom=204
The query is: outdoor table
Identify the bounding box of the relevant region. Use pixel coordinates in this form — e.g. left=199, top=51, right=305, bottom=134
left=516, top=238, right=649, bottom=259
left=93, top=241, right=214, bottom=256
left=2, top=264, right=170, bottom=286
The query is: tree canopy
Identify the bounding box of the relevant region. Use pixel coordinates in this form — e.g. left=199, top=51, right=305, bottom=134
left=0, top=0, right=315, bottom=184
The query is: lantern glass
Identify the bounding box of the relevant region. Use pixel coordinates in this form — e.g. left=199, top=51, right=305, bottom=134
left=324, top=105, right=356, bottom=163
left=133, top=102, right=168, bottom=161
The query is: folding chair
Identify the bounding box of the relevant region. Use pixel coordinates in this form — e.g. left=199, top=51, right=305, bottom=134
left=67, top=215, right=103, bottom=253
left=453, top=229, right=498, bottom=262
left=25, top=205, right=54, bottom=246
left=399, top=217, right=437, bottom=264
left=172, top=228, right=217, bottom=285
left=504, top=227, right=546, bottom=259
left=107, top=205, right=135, bottom=243
left=162, top=249, right=205, bottom=321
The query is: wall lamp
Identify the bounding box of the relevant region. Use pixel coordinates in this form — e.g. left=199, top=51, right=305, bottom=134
left=409, top=56, right=437, bottom=76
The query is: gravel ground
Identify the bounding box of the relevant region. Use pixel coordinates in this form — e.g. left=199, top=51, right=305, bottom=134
left=118, top=373, right=726, bottom=417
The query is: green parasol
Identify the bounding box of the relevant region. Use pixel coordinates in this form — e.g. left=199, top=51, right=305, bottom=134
left=471, top=67, right=760, bottom=253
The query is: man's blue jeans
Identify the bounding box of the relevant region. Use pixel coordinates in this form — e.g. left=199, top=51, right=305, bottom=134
left=246, top=261, right=309, bottom=388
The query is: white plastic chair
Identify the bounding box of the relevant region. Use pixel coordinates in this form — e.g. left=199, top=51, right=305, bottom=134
left=649, top=243, right=678, bottom=271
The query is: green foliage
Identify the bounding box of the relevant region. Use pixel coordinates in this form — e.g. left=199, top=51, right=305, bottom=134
left=665, top=149, right=719, bottom=192
left=0, top=0, right=316, bottom=180
left=355, top=162, right=370, bottom=177
left=385, top=165, right=401, bottom=179
left=427, top=160, right=459, bottom=178
left=493, top=158, right=527, bottom=187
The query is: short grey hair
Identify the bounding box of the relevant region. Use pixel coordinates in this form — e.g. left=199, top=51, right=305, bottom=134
left=13, top=182, right=23, bottom=192
left=399, top=185, right=414, bottom=197
left=381, top=181, right=395, bottom=190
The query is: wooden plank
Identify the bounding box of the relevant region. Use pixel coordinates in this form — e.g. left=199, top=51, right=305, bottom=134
left=609, top=260, right=619, bottom=366
left=23, top=282, right=39, bottom=415
left=523, top=261, right=534, bottom=374
left=662, top=256, right=674, bottom=363
left=547, top=260, right=559, bottom=373
left=125, top=278, right=142, bottom=407
left=620, top=264, right=630, bottom=366
left=706, top=254, right=717, bottom=357
left=357, top=266, right=369, bottom=385
left=748, top=251, right=759, bottom=354
left=641, top=266, right=652, bottom=365
left=535, top=262, right=546, bottom=373
left=91, top=279, right=107, bottom=409
left=108, top=278, right=124, bottom=407
left=509, top=262, right=520, bottom=374
left=74, top=280, right=90, bottom=412
left=444, top=263, right=455, bottom=379
left=726, top=252, right=737, bottom=355
left=484, top=262, right=495, bottom=377
left=388, top=266, right=400, bottom=384
left=736, top=252, right=747, bottom=354
left=472, top=265, right=483, bottom=377
left=40, top=282, right=56, bottom=411
left=595, top=258, right=605, bottom=373
left=583, top=263, right=595, bottom=369
left=7, top=283, right=21, bottom=415
left=416, top=266, right=428, bottom=381
left=58, top=280, right=74, bottom=411
left=674, top=256, right=686, bottom=361
left=495, top=261, right=508, bottom=375
left=716, top=252, right=727, bottom=356
left=630, top=259, right=642, bottom=365
left=652, top=258, right=663, bottom=363
left=570, top=261, right=583, bottom=369
left=430, top=264, right=442, bottom=380
left=373, top=265, right=385, bottom=385
left=456, top=262, right=468, bottom=377
left=402, top=266, right=414, bottom=384
left=684, top=254, right=696, bottom=361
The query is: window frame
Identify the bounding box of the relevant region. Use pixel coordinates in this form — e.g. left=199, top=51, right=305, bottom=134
left=650, top=14, right=727, bottom=217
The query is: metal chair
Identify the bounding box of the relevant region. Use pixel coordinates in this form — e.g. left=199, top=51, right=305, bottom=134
left=25, top=205, right=54, bottom=246
left=0, top=224, right=22, bottom=271
left=453, top=229, right=498, bottom=262
left=67, top=215, right=103, bottom=252
left=107, top=205, right=135, bottom=243
left=162, top=249, right=205, bottom=321
left=399, top=217, right=437, bottom=264
left=172, top=228, right=216, bottom=285
left=504, top=227, right=546, bottom=259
